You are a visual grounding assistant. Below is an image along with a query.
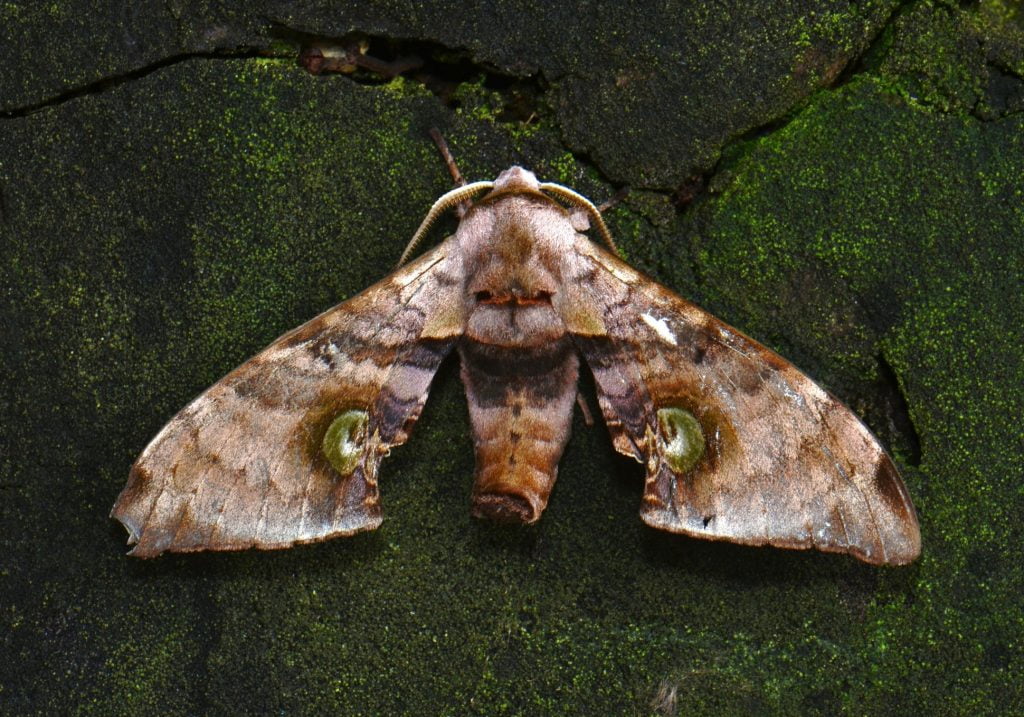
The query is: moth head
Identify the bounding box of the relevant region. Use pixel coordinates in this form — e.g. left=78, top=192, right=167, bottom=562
left=397, top=167, right=619, bottom=267
left=488, top=168, right=618, bottom=254
left=491, top=166, right=542, bottom=194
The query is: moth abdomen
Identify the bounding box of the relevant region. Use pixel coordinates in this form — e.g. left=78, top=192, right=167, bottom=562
left=459, top=338, right=580, bottom=524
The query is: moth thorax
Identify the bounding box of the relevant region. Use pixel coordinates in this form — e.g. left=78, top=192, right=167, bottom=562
left=467, top=260, right=558, bottom=305
left=322, top=409, right=369, bottom=477
left=465, top=300, right=566, bottom=348
left=657, top=406, right=705, bottom=473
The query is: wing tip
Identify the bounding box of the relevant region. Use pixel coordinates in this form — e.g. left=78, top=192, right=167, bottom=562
left=864, top=453, right=922, bottom=565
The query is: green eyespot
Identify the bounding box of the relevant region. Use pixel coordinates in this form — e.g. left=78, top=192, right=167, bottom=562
left=322, top=409, right=369, bottom=476
left=657, top=407, right=705, bottom=474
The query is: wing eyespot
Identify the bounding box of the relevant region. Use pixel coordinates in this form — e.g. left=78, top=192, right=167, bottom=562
left=657, top=406, right=706, bottom=474
left=321, top=409, right=369, bottom=477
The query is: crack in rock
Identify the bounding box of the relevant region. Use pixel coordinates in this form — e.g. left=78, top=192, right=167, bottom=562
left=270, top=26, right=547, bottom=124
left=0, top=50, right=267, bottom=119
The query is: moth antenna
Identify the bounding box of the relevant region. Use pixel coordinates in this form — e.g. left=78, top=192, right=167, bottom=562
left=396, top=181, right=494, bottom=267
left=538, top=182, right=620, bottom=256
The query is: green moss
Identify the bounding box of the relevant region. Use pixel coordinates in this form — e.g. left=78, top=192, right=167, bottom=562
left=90, top=618, right=196, bottom=714
left=681, top=73, right=1024, bottom=710
left=877, top=0, right=1024, bottom=119
left=542, top=151, right=581, bottom=186
left=0, top=3, right=22, bottom=20
left=450, top=75, right=503, bottom=124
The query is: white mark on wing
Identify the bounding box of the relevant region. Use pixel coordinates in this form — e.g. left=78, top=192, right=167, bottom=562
left=777, top=378, right=807, bottom=408
left=641, top=312, right=678, bottom=346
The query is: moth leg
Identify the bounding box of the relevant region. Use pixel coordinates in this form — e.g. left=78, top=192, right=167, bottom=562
left=565, top=186, right=629, bottom=240
left=428, top=128, right=472, bottom=218
left=575, top=391, right=595, bottom=427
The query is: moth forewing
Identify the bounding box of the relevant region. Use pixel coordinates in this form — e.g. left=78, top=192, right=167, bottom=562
left=571, top=243, right=920, bottom=565
left=111, top=243, right=463, bottom=557
left=113, top=165, right=920, bottom=564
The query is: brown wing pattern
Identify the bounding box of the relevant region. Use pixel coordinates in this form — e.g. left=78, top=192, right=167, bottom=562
left=111, top=244, right=464, bottom=557
left=569, top=239, right=920, bottom=565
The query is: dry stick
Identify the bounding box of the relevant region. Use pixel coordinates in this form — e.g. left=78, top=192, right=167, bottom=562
left=354, top=53, right=422, bottom=78
left=299, top=43, right=422, bottom=78
left=597, top=186, right=630, bottom=213
left=429, top=128, right=472, bottom=218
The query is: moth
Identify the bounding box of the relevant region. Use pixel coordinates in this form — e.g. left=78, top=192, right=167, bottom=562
left=112, top=164, right=921, bottom=564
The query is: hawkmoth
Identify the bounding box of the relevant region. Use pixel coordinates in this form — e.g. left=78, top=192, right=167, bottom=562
left=112, top=164, right=921, bottom=564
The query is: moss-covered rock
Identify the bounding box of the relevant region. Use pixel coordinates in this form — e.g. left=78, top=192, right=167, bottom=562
left=680, top=73, right=1023, bottom=712
left=877, top=0, right=1024, bottom=119
left=1, top=1, right=1022, bottom=714
left=3, top=1, right=902, bottom=190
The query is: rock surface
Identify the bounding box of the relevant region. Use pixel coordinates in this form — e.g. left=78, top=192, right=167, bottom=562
left=2, top=0, right=1022, bottom=713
